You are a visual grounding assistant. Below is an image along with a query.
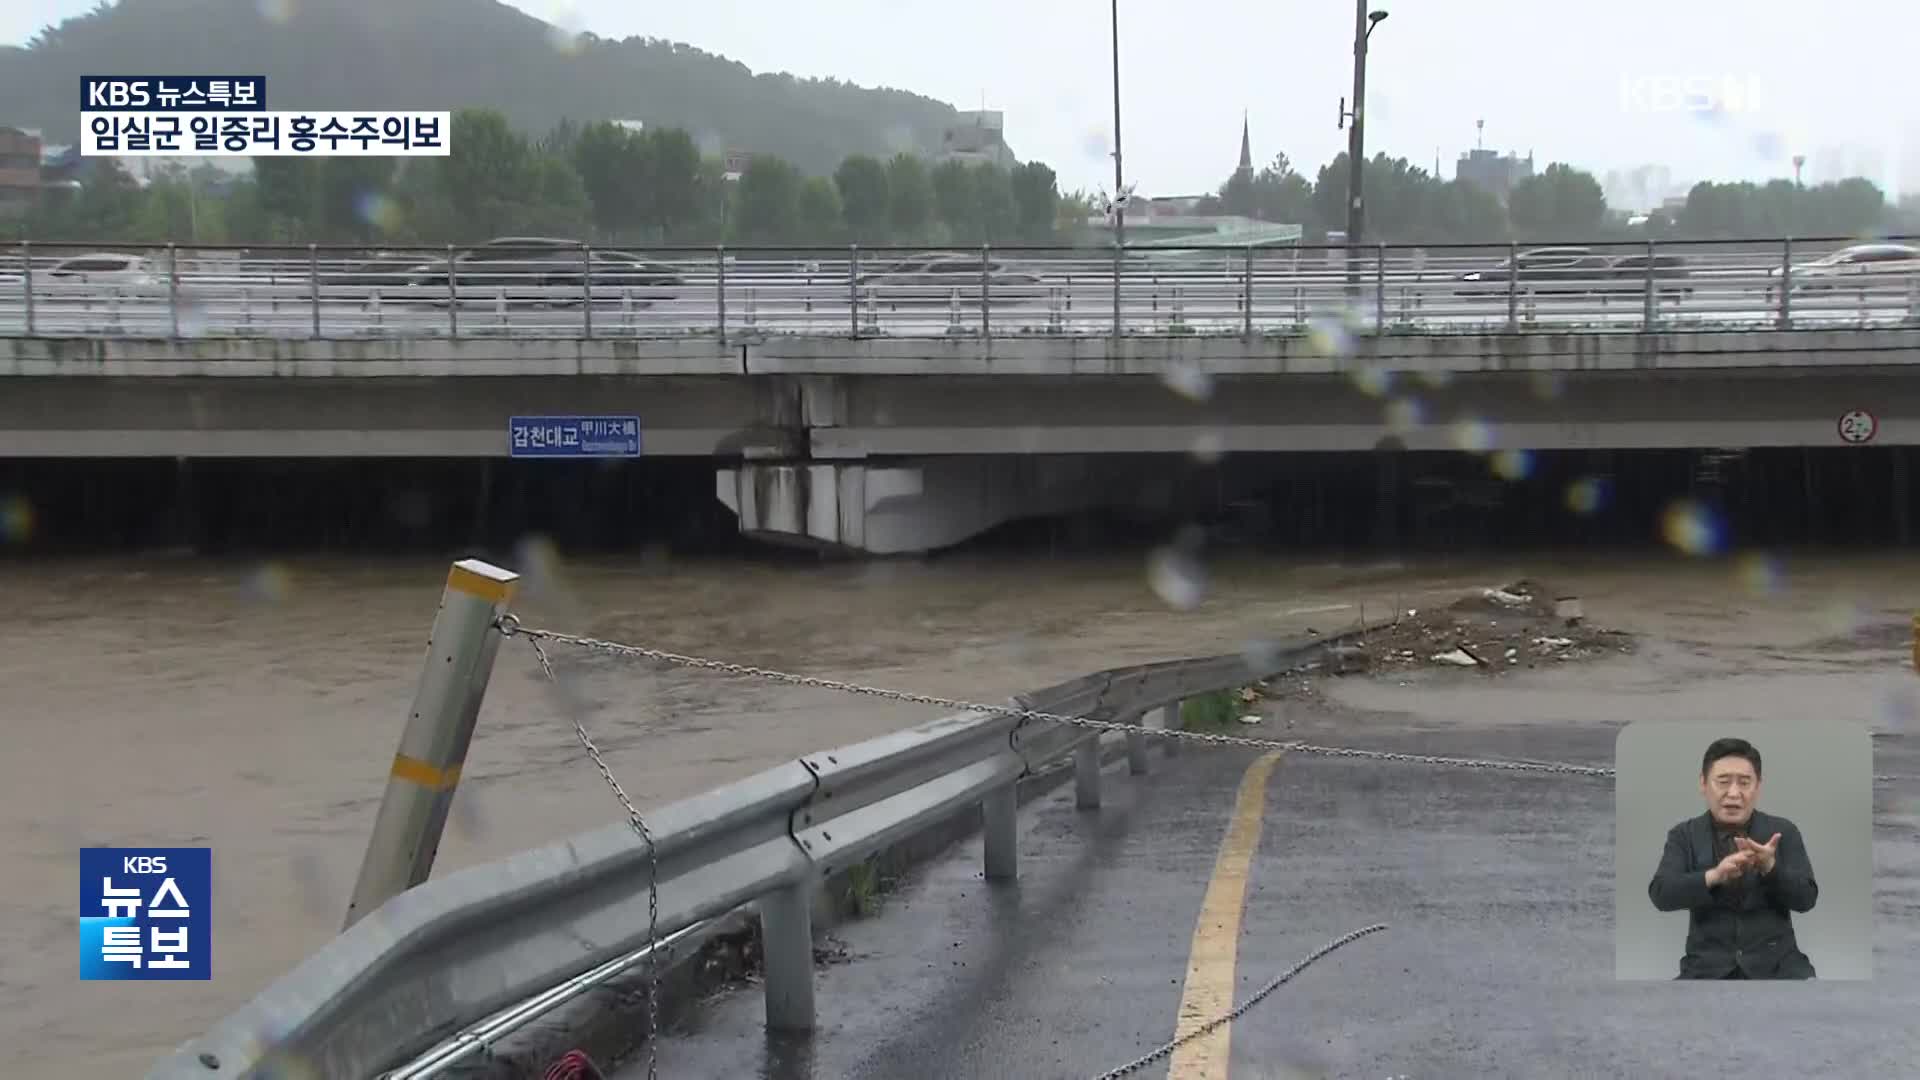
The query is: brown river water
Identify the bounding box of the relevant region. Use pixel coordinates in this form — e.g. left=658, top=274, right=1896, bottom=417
left=4, top=547, right=1916, bottom=1078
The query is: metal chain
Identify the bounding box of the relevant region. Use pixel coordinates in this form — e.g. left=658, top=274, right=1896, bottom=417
left=495, top=618, right=1621, bottom=778
left=1089, top=922, right=1391, bottom=1079
left=524, top=635, right=661, bottom=1080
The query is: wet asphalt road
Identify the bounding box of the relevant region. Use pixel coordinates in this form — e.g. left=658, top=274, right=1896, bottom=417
left=630, top=726, right=1920, bottom=1080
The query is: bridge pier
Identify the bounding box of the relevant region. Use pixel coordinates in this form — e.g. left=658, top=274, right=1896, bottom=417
left=714, top=457, right=1185, bottom=556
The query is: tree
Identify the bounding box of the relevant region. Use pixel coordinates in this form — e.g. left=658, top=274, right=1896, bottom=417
left=833, top=155, right=890, bottom=241
left=571, top=120, right=649, bottom=240
left=251, top=158, right=318, bottom=238
left=885, top=153, right=934, bottom=242
left=1245, top=155, right=1315, bottom=230
left=931, top=159, right=977, bottom=241
left=437, top=108, right=540, bottom=239
left=646, top=128, right=702, bottom=240
left=1310, top=154, right=1351, bottom=239
left=1427, top=180, right=1508, bottom=244
left=973, top=165, right=1018, bottom=242
left=1009, top=161, right=1060, bottom=241
left=733, top=155, right=802, bottom=244
left=1507, top=163, right=1607, bottom=240
left=316, top=158, right=398, bottom=242
left=795, top=176, right=845, bottom=244
left=517, top=153, right=591, bottom=237
left=1055, top=189, right=1098, bottom=238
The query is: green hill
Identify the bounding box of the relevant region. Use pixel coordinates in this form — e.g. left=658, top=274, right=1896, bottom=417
left=2, top=0, right=976, bottom=175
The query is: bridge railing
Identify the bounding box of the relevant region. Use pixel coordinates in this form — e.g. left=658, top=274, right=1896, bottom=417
left=7, top=236, right=1920, bottom=340
left=142, top=561, right=1372, bottom=1080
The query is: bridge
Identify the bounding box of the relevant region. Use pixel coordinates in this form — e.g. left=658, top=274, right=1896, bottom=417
left=7, top=237, right=1919, bottom=553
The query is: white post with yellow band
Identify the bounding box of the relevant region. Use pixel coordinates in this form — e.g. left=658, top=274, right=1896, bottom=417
left=341, top=558, right=519, bottom=931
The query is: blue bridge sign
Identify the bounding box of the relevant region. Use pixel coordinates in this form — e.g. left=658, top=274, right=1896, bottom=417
left=509, top=416, right=642, bottom=458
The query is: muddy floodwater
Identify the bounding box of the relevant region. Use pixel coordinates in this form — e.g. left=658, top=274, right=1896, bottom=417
left=5, top=549, right=1918, bottom=1078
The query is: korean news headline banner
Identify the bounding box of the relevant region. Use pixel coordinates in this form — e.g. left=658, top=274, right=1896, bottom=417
left=79, top=847, right=212, bottom=980
left=79, top=75, right=449, bottom=156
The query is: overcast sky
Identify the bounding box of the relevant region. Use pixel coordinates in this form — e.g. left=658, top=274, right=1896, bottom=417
left=9, top=0, right=1918, bottom=204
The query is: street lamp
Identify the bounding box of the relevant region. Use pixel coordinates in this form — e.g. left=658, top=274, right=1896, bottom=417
left=1340, top=4, right=1387, bottom=284
left=1110, top=0, right=1125, bottom=332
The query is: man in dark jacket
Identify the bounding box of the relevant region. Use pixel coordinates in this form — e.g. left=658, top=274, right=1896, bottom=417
left=1648, top=736, right=1818, bottom=979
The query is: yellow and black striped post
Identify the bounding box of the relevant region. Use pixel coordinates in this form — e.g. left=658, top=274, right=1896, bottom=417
left=342, top=559, right=518, bottom=930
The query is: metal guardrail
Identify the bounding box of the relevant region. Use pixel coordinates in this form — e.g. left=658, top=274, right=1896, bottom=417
left=9, top=236, right=1920, bottom=341
left=143, top=562, right=1361, bottom=1080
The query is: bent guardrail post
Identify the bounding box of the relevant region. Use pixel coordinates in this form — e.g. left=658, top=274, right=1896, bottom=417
left=341, top=559, right=519, bottom=930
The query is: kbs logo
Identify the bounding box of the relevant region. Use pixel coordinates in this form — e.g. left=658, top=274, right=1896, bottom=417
left=80, top=76, right=265, bottom=112
left=79, top=847, right=211, bottom=981
left=1618, top=74, right=1766, bottom=116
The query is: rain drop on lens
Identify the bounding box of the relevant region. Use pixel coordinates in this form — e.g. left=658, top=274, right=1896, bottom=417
left=0, top=493, right=36, bottom=544
left=1564, top=476, right=1607, bottom=516
left=1449, top=417, right=1494, bottom=454
left=1384, top=397, right=1423, bottom=435
left=1160, top=361, right=1213, bottom=402
left=1190, top=431, right=1226, bottom=464
left=1147, top=546, right=1207, bottom=611
left=1349, top=364, right=1392, bottom=398
left=1490, top=448, right=1533, bottom=482
left=1734, top=552, right=1783, bottom=596
left=1659, top=499, right=1723, bottom=557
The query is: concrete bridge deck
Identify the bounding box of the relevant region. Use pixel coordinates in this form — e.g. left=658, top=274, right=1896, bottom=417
left=8, top=326, right=1919, bottom=553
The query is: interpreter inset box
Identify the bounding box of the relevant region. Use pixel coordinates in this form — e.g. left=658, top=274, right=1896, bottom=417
left=1612, top=719, right=1872, bottom=981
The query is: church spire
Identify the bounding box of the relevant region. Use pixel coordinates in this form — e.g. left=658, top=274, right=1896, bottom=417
left=1237, top=111, right=1253, bottom=174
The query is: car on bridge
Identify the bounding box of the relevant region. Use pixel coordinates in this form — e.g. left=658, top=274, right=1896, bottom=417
left=1769, top=242, right=1920, bottom=292
left=1451, top=246, right=1614, bottom=295
left=29, top=251, right=161, bottom=299
left=854, top=253, right=1050, bottom=306
left=42, top=252, right=160, bottom=294
left=397, top=238, right=686, bottom=305
left=1598, top=252, right=1696, bottom=295
left=323, top=251, right=435, bottom=292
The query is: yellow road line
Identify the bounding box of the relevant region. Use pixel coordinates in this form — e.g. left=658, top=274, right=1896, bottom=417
left=1167, top=749, right=1285, bottom=1079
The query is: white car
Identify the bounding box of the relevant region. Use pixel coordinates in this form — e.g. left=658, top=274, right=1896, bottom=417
left=43, top=252, right=160, bottom=294
left=1769, top=243, right=1920, bottom=291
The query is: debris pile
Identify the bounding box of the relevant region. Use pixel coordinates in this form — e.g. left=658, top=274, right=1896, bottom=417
left=1326, top=580, right=1632, bottom=676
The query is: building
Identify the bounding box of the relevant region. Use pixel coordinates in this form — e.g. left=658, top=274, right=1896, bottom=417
left=0, top=126, right=43, bottom=218
left=1456, top=147, right=1533, bottom=204
left=939, top=110, right=1015, bottom=169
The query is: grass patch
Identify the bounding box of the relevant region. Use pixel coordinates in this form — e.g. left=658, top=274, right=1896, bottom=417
left=840, top=859, right=882, bottom=919
left=1180, top=688, right=1240, bottom=732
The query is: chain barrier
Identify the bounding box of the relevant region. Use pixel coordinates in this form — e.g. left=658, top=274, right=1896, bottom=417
left=494, top=617, right=1624, bottom=778
left=496, top=615, right=1918, bottom=1077
left=523, top=634, right=661, bottom=1080
left=1088, top=922, right=1391, bottom=1079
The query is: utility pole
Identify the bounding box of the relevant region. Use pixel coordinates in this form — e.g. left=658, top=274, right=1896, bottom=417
left=1110, top=0, right=1125, bottom=333
left=1340, top=6, right=1386, bottom=298
left=1346, top=1, right=1368, bottom=252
